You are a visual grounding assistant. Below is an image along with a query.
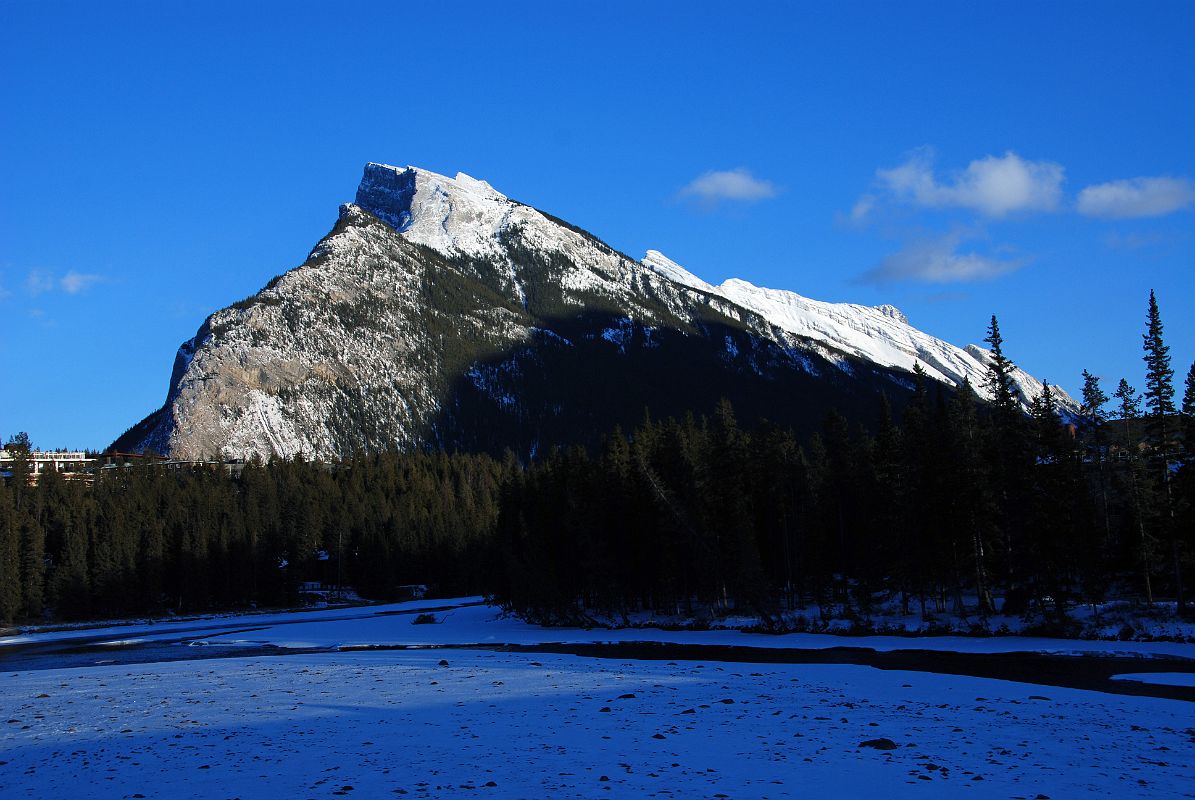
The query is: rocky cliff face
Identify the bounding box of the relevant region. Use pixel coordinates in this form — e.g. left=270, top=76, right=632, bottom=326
left=116, top=163, right=1071, bottom=460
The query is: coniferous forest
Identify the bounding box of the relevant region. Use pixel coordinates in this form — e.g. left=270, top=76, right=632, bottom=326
left=2, top=295, right=1193, bottom=627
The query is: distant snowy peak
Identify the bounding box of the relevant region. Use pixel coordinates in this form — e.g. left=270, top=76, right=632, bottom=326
left=639, top=251, right=1070, bottom=410
left=352, top=162, right=636, bottom=293
left=874, top=304, right=909, bottom=324
left=640, top=250, right=716, bottom=294
left=355, top=163, right=515, bottom=259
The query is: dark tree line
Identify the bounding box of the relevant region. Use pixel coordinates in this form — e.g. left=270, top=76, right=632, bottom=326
left=493, top=295, right=1193, bottom=623
left=1, top=292, right=1192, bottom=625
left=0, top=450, right=506, bottom=622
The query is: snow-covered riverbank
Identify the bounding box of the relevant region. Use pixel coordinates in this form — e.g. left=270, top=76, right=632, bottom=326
left=2, top=599, right=1193, bottom=798
left=6, top=598, right=1195, bottom=660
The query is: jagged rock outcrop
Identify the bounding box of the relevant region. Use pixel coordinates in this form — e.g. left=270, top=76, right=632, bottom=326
left=115, top=163, right=1071, bottom=460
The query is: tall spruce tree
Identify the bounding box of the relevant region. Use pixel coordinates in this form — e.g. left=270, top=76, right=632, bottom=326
left=0, top=480, right=20, bottom=623
left=871, top=394, right=910, bottom=611
left=705, top=399, right=768, bottom=612
left=1080, top=369, right=1113, bottom=544
left=984, top=316, right=1019, bottom=419
left=5, top=434, right=46, bottom=618
left=1081, top=370, right=1110, bottom=427
left=898, top=363, right=937, bottom=617
left=948, top=378, right=996, bottom=613
left=1177, top=362, right=1195, bottom=607
left=1183, top=361, right=1195, bottom=461
left=1179, top=362, right=1195, bottom=611
left=1141, top=290, right=1183, bottom=613
left=5, top=433, right=32, bottom=514
left=1114, top=378, right=1154, bottom=603
left=1142, top=291, right=1177, bottom=442
left=1030, top=383, right=1095, bottom=616
left=982, top=316, right=1031, bottom=605
left=1115, top=379, right=1142, bottom=431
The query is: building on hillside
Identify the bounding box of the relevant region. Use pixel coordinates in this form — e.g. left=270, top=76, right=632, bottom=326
left=0, top=449, right=93, bottom=479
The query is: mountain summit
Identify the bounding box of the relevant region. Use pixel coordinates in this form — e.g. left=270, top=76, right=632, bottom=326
left=116, top=163, right=1069, bottom=460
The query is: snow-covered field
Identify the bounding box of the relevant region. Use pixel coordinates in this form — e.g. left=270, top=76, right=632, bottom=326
left=0, top=596, right=473, bottom=650
left=9, top=599, right=1192, bottom=658
left=3, top=600, right=1194, bottom=798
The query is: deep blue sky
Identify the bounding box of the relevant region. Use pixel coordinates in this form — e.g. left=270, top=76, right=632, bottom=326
left=2, top=1, right=1192, bottom=449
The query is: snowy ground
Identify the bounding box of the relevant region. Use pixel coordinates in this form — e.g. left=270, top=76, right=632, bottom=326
left=592, top=597, right=1195, bottom=643
left=3, top=600, right=1194, bottom=798
left=6, top=598, right=1193, bottom=656
left=0, top=597, right=471, bottom=650
left=10, top=600, right=1193, bottom=658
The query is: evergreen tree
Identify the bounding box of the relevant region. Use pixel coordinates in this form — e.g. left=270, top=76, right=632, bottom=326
left=1142, top=290, right=1177, bottom=442
left=0, top=481, right=20, bottom=623
left=51, top=513, right=92, bottom=619
left=802, top=431, right=833, bottom=607
left=984, top=316, right=1019, bottom=419
left=871, top=394, right=910, bottom=610
left=1141, top=290, right=1183, bottom=613
left=5, top=433, right=32, bottom=514
left=1029, top=383, right=1094, bottom=617
left=1080, top=369, right=1113, bottom=547
left=751, top=422, right=801, bottom=608
left=981, top=318, right=1031, bottom=607
left=1115, top=379, right=1142, bottom=430
left=817, top=409, right=854, bottom=607
left=946, top=379, right=996, bottom=614
left=1176, top=362, right=1195, bottom=607
left=704, top=399, right=768, bottom=612
left=1081, top=370, right=1110, bottom=427
left=898, top=364, right=939, bottom=617
left=1113, top=378, right=1155, bottom=603
left=1182, top=361, right=1195, bottom=462
left=8, top=435, right=47, bottom=619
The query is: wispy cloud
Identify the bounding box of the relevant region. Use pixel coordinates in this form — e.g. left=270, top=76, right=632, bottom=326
left=27, top=307, right=57, bottom=328
left=874, top=148, right=1064, bottom=217
left=859, top=229, right=1029, bottom=284
left=1104, top=230, right=1171, bottom=251
left=60, top=270, right=103, bottom=294
left=849, top=193, right=876, bottom=224
left=1077, top=176, right=1195, bottom=218
left=25, top=269, right=57, bottom=295
left=24, top=268, right=106, bottom=296
left=678, top=168, right=779, bottom=207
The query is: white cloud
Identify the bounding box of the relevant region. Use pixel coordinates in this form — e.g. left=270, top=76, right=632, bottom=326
left=860, top=230, right=1029, bottom=284
left=23, top=268, right=105, bottom=296
left=678, top=168, right=779, bottom=206
left=60, top=270, right=103, bottom=294
left=875, top=148, right=1064, bottom=217
left=1077, top=176, right=1195, bottom=218
left=850, top=193, right=876, bottom=223
left=25, top=269, right=56, bottom=295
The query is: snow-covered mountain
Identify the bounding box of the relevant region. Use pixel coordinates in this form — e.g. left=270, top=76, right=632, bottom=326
left=638, top=250, right=1057, bottom=406
left=116, top=163, right=1071, bottom=461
